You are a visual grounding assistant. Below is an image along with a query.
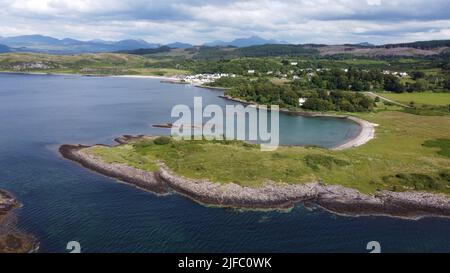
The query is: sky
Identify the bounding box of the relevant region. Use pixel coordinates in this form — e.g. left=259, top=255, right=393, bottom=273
left=1, top=0, right=450, bottom=45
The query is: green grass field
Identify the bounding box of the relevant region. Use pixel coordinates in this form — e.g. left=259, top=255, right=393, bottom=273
left=0, top=53, right=189, bottom=77
left=337, top=59, right=389, bottom=66
left=376, top=92, right=450, bottom=106
left=86, top=111, right=450, bottom=195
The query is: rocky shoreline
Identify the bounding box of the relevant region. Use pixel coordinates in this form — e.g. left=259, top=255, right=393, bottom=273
left=0, top=190, right=38, bottom=253
left=60, top=137, right=450, bottom=220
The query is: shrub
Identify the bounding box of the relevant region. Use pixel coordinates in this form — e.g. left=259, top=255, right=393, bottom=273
left=423, top=139, right=450, bottom=158
left=153, top=136, right=172, bottom=145
left=133, top=141, right=153, bottom=152
left=383, top=173, right=447, bottom=192
left=439, top=172, right=450, bottom=182
left=305, top=154, right=349, bottom=171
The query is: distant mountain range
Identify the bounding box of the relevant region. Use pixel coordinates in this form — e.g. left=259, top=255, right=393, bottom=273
left=356, top=42, right=375, bottom=47
left=0, top=34, right=449, bottom=56
left=0, top=34, right=286, bottom=54
left=204, top=36, right=286, bottom=47
left=166, top=42, right=193, bottom=49
left=0, top=35, right=160, bottom=54
left=0, top=44, right=11, bottom=53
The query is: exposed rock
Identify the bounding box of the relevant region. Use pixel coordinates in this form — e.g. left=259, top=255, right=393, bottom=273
left=114, top=135, right=157, bottom=145
left=0, top=190, right=38, bottom=253
left=2, top=62, right=60, bottom=71
left=59, top=144, right=168, bottom=194
left=0, top=190, right=16, bottom=213
left=153, top=123, right=175, bottom=129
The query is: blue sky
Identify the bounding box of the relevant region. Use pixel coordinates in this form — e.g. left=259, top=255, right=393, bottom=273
left=1, top=0, right=450, bottom=44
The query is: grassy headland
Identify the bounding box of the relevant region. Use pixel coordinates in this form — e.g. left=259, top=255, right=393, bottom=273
left=85, top=111, right=450, bottom=195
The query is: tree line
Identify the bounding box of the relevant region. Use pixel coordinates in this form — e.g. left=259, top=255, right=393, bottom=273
left=225, top=79, right=374, bottom=112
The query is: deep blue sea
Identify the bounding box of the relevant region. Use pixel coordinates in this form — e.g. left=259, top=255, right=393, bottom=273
left=0, top=73, right=449, bottom=253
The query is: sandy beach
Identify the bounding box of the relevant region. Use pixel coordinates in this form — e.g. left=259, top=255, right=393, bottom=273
left=109, top=74, right=179, bottom=81
left=219, top=95, right=377, bottom=150
left=332, top=116, right=377, bottom=150
left=0, top=71, right=182, bottom=81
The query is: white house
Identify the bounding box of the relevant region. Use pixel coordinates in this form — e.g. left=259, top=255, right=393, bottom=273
left=181, top=73, right=236, bottom=84
left=299, top=98, right=308, bottom=106
left=248, top=70, right=255, bottom=74
left=291, top=62, right=298, bottom=66
left=383, top=70, right=409, bottom=78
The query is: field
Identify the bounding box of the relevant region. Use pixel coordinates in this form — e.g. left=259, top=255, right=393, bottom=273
left=86, top=111, right=450, bottom=195
left=376, top=92, right=450, bottom=106
left=0, top=53, right=189, bottom=76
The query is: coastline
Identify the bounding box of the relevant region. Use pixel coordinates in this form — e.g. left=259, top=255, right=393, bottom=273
left=0, top=189, right=38, bottom=253
left=0, top=71, right=232, bottom=90
left=154, top=77, right=231, bottom=90
left=60, top=137, right=450, bottom=220
left=109, top=74, right=179, bottom=81
left=332, top=116, right=377, bottom=150
left=0, top=71, right=87, bottom=77
left=219, top=95, right=377, bottom=150
left=1, top=72, right=375, bottom=150
left=0, top=71, right=181, bottom=81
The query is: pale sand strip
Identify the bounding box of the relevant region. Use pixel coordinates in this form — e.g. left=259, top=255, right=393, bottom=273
left=219, top=95, right=377, bottom=150
left=332, top=116, right=378, bottom=150
left=109, top=75, right=178, bottom=81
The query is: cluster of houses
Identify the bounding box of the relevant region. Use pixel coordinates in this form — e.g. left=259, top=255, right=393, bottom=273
left=383, top=70, right=409, bottom=77
left=179, top=66, right=409, bottom=88
left=180, top=73, right=236, bottom=84
left=248, top=66, right=350, bottom=80
left=9, top=61, right=54, bottom=71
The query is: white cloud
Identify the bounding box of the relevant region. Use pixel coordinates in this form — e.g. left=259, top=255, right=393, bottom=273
left=367, top=0, right=382, bottom=6
left=0, top=0, right=449, bottom=44
left=6, top=0, right=127, bottom=16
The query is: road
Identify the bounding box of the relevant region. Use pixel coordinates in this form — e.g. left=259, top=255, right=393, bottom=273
left=365, top=92, right=414, bottom=108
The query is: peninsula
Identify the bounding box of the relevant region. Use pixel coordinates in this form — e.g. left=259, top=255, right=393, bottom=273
left=60, top=109, right=450, bottom=219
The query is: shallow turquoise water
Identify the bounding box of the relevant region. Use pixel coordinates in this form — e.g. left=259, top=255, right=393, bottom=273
left=0, top=73, right=449, bottom=253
